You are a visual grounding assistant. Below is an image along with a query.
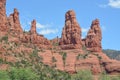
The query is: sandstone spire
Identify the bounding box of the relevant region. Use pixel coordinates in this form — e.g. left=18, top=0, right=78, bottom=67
left=0, top=0, right=7, bottom=31
left=13, top=8, right=23, bottom=33
left=59, top=10, right=82, bottom=49
left=8, top=8, right=23, bottom=34
left=30, top=19, right=37, bottom=34
left=85, top=19, right=102, bottom=52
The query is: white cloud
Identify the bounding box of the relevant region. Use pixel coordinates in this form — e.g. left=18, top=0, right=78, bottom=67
left=28, top=21, right=52, bottom=29
left=36, top=22, right=52, bottom=29
left=27, top=21, right=58, bottom=35
left=82, top=28, right=89, bottom=33
left=36, top=22, right=58, bottom=35
left=99, top=0, right=120, bottom=8
left=36, top=23, right=46, bottom=29
left=108, top=0, right=120, bottom=8
left=39, top=29, right=58, bottom=35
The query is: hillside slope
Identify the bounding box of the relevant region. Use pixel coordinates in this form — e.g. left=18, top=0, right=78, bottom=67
left=103, top=49, right=120, bottom=61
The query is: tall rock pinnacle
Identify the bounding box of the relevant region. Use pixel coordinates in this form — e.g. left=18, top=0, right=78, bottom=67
left=8, top=8, right=23, bottom=34
left=0, top=0, right=7, bottom=32
left=59, top=10, right=82, bottom=49
left=13, top=8, right=23, bottom=33
left=85, top=19, right=102, bottom=52
left=30, top=19, right=37, bottom=34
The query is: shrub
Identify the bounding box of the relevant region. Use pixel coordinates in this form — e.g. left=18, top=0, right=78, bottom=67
left=0, top=35, right=8, bottom=43
left=9, top=67, right=39, bottom=80
left=0, top=70, right=10, bottom=80
left=30, top=48, right=38, bottom=58
left=99, top=72, right=111, bottom=80
left=59, top=51, right=67, bottom=66
left=71, top=70, right=93, bottom=80
left=0, top=58, right=3, bottom=64
left=76, top=54, right=84, bottom=60
left=52, top=56, right=57, bottom=63
left=111, top=76, right=120, bottom=80
left=53, top=42, right=59, bottom=46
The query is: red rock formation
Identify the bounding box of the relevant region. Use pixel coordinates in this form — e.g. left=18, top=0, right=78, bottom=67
left=30, top=20, right=37, bottom=43
left=0, top=0, right=7, bottom=32
left=59, top=10, right=82, bottom=49
left=21, top=20, right=51, bottom=49
left=85, top=19, right=102, bottom=52
left=8, top=8, right=23, bottom=35
left=104, top=61, right=120, bottom=74
left=30, top=19, right=37, bottom=34
left=1, top=0, right=120, bottom=75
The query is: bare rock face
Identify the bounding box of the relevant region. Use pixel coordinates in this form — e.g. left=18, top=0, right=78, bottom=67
left=7, top=8, right=23, bottom=35
left=30, top=19, right=37, bottom=34
left=21, top=20, right=51, bottom=49
left=0, top=0, right=7, bottom=32
left=85, top=19, right=102, bottom=52
left=59, top=10, right=82, bottom=49
left=30, top=20, right=37, bottom=43
left=102, top=60, right=120, bottom=74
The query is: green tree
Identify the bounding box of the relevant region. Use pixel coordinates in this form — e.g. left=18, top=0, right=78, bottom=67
left=0, top=70, right=10, bottom=80
left=9, top=67, right=39, bottom=80
left=62, top=52, right=67, bottom=70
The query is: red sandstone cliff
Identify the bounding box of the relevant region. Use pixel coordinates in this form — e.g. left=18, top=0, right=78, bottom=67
left=0, top=0, right=120, bottom=75
left=0, top=0, right=8, bottom=33
left=21, top=20, right=51, bottom=49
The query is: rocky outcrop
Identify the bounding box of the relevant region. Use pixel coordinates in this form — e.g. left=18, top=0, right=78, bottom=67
left=0, top=0, right=120, bottom=75
left=0, top=0, right=7, bottom=32
left=102, top=60, right=120, bottom=74
left=30, top=19, right=37, bottom=34
left=59, top=11, right=102, bottom=52
left=59, top=10, right=82, bottom=49
left=21, top=20, right=51, bottom=49
left=7, top=8, right=23, bottom=35
left=85, top=19, right=102, bottom=52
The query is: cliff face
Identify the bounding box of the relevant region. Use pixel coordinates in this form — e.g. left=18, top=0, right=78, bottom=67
left=0, top=0, right=51, bottom=49
left=57, top=10, right=120, bottom=74
left=0, top=0, right=7, bottom=32
left=0, top=0, right=120, bottom=75
left=59, top=10, right=82, bottom=49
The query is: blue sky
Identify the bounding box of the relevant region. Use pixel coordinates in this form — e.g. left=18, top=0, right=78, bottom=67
left=6, top=0, right=120, bottom=50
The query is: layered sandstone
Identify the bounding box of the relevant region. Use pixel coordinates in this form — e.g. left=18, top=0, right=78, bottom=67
left=7, top=8, right=23, bottom=35
left=0, top=0, right=7, bottom=32
left=85, top=19, right=102, bottom=52
left=59, top=10, right=82, bottom=49
left=0, top=0, right=120, bottom=75
left=21, top=20, right=51, bottom=49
